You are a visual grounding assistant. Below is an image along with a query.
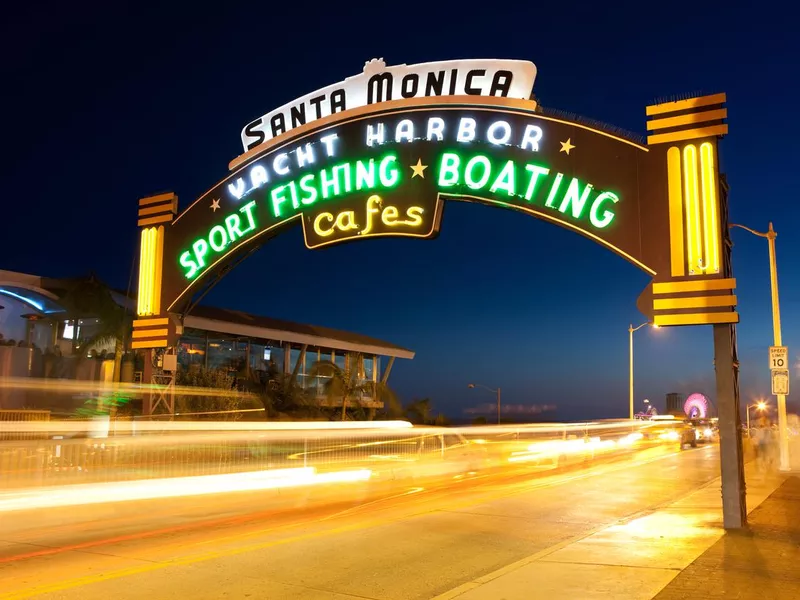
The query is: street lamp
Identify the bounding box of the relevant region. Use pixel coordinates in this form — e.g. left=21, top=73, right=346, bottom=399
left=745, top=400, right=768, bottom=435
left=730, top=222, right=789, bottom=471
left=629, top=322, right=659, bottom=420
left=468, top=383, right=501, bottom=424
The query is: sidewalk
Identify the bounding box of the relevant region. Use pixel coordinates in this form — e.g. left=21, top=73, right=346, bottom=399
left=434, top=462, right=794, bottom=600
left=654, top=476, right=800, bottom=599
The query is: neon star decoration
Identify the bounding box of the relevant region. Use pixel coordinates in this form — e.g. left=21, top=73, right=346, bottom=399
left=560, top=139, right=575, bottom=155
left=210, top=199, right=221, bottom=212
left=410, top=159, right=428, bottom=178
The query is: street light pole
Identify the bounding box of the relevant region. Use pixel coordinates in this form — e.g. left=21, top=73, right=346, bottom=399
left=629, top=322, right=650, bottom=420
left=730, top=222, right=789, bottom=471
left=468, top=383, right=501, bottom=424
left=746, top=401, right=767, bottom=435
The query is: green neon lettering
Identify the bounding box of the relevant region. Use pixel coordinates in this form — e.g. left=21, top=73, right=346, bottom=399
left=490, top=160, right=516, bottom=196
left=224, top=213, right=244, bottom=242
left=558, top=178, right=594, bottom=219
left=465, top=155, right=491, bottom=190
left=271, top=185, right=288, bottom=217
left=239, top=200, right=257, bottom=230
left=334, top=164, right=353, bottom=193
left=320, top=168, right=339, bottom=199
left=590, top=191, right=619, bottom=228
left=299, top=174, right=317, bottom=205
left=286, top=180, right=300, bottom=210
left=180, top=251, right=199, bottom=279
left=192, top=239, right=208, bottom=268
left=523, top=164, right=550, bottom=201
left=209, top=225, right=228, bottom=252
left=438, top=153, right=460, bottom=187
left=378, top=155, right=400, bottom=187
left=544, top=173, right=564, bottom=208
left=356, top=159, right=375, bottom=190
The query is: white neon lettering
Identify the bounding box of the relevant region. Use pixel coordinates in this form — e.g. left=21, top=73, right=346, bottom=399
left=366, top=123, right=385, bottom=147
left=395, top=119, right=414, bottom=143
left=320, top=133, right=338, bottom=157
left=295, top=143, right=315, bottom=168
left=273, top=153, right=290, bottom=176
left=227, top=178, right=245, bottom=200
left=457, top=118, right=476, bottom=143
left=487, top=120, right=512, bottom=145
left=250, top=165, right=269, bottom=188
left=426, top=117, right=445, bottom=141
left=521, top=125, right=543, bottom=151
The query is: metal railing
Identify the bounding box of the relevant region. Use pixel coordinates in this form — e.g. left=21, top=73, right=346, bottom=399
left=0, top=420, right=667, bottom=491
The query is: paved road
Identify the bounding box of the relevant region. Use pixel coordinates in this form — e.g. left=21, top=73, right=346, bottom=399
left=0, top=444, right=721, bottom=599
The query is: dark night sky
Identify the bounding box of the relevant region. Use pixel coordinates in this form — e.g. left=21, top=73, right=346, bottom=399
left=2, top=1, right=798, bottom=420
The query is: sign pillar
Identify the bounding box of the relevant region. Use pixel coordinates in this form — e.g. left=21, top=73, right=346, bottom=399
left=134, top=192, right=179, bottom=416
left=713, top=323, right=747, bottom=528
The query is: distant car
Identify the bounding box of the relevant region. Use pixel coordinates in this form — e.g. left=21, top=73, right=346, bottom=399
left=679, top=421, right=698, bottom=449
left=688, top=419, right=717, bottom=444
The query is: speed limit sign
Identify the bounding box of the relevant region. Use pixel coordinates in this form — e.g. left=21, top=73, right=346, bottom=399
left=769, top=346, right=788, bottom=370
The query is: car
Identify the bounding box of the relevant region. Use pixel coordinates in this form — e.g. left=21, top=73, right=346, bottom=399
left=679, top=421, right=698, bottom=449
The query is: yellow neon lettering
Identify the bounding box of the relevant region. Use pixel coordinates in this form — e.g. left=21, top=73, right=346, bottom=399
left=382, top=205, right=399, bottom=225
left=335, top=211, right=358, bottom=231
left=313, top=213, right=336, bottom=237
left=361, top=195, right=382, bottom=235
left=405, top=206, right=424, bottom=227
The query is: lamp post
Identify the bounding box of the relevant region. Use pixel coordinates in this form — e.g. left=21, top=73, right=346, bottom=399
left=629, top=322, right=658, bottom=420
left=468, top=383, right=501, bottom=424
left=745, top=400, right=768, bottom=435
left=730, top=222, right=789, bottom=471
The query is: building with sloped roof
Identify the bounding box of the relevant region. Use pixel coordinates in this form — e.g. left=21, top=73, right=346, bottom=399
left=0, top=269, right=413, bottom=413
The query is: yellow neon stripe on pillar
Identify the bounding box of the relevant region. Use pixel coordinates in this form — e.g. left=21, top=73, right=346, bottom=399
left=700, top=142, right=720, bottom=274
left=137, top=228, right=149, bottom=316
left=667, top=147, right=685, bottom=276
left=152, top=225, right=164, bottom=314
left=137, top=227, right=158, bottom=316
left=683, top=145, right=702, bottom=275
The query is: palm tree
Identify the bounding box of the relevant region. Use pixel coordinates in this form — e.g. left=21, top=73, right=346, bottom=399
left=309, top=353, right=400, bottom=420
left=59, top=274, right=132, bottom=383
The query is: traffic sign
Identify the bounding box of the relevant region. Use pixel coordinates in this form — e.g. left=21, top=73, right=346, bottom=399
left=769, top=346, right=788, bottom=370
left=772, top=369, right=790, bottom=396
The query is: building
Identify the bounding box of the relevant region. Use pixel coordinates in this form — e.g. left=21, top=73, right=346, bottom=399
left=0, top=269, right=413, bottom=412
left=665, top=392, right=685, bottom=416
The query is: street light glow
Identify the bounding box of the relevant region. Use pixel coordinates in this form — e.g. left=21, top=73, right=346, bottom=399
left=756, top=401, right=767, bottom=411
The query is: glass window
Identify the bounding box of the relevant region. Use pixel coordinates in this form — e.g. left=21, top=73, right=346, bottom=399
left=207, top=338, right=245, bottom=372
left=334, top=351, right=346, bottom=372
left=178, top=333, right=206, bottom=370
left=363, top=356, right=375, bottom=382
left=268, top=344, right=284, bottom=373
left=249, top=343, right=266, bottom=371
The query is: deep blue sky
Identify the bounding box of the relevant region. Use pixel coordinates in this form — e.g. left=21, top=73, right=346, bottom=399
left=2, top=1, right=797, bottom=420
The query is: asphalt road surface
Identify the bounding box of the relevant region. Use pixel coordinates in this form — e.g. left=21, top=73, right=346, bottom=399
left=0, top=443, right=722, bottom=599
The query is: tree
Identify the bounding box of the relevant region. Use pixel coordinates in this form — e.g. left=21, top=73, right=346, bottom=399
left=404, top=398, right=432, bottom=424
left=309, top=353, right=400, bottom=421
left=59, top=274, right=132, bottom=383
